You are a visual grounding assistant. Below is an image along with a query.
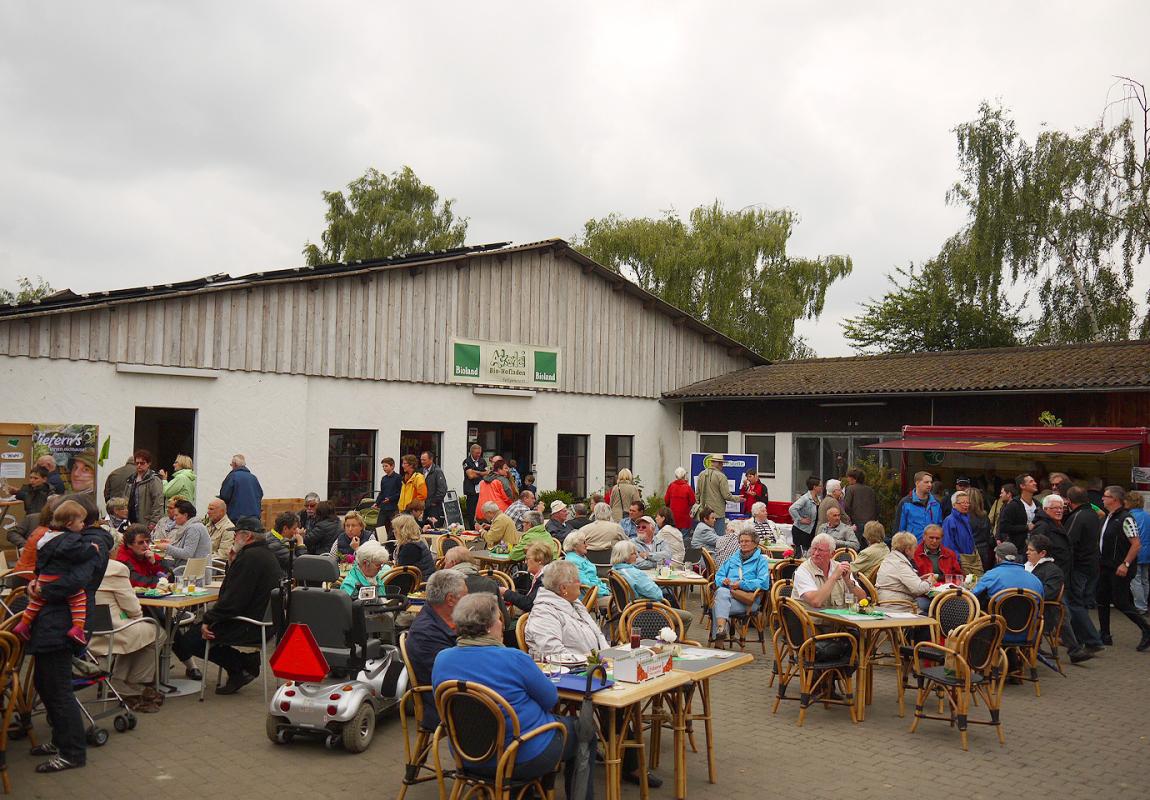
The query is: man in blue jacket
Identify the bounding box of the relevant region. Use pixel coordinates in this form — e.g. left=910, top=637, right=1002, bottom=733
left=218, top=454, right=264, bottom=520
left=896, top=471, right=942, bottom=541
left=972, top=542, right=1043, bottom=643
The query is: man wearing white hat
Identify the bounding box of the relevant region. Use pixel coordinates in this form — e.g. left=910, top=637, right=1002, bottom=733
left=545, top=499, right=572, bottom=541
left=697, top=454, right=742, bottom=537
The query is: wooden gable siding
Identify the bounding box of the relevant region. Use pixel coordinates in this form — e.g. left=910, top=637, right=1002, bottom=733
left=0, top=249, right=749, bottom=398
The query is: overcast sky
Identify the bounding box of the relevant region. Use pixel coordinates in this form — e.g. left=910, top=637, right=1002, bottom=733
left=1, top=2, right=1146, bottom=357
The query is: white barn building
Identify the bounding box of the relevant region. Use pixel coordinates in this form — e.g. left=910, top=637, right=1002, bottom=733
left=0, top=240, right=761, bottom=509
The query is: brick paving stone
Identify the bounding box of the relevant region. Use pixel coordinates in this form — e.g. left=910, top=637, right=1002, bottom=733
left=5, top=615, right=1147, bottom=799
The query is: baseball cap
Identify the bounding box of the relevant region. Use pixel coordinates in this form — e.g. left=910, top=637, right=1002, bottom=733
left=229, top=515, right=266, bottom=534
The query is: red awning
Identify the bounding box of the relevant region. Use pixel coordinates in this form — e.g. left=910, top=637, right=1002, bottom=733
left=863, top=437, right=1142, bottom=455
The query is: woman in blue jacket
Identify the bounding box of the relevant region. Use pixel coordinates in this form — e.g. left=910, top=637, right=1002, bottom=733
left=712, top=529, right=771, bottom=640
left=433, top=593, right=590, bottom=799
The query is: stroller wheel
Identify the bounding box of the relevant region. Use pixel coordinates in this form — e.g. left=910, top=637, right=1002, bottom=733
left=127, top=713, right=138, bottom=730
left=87, top=726, right=110, bottom=747
left=114, top=715, right=129, bottom=733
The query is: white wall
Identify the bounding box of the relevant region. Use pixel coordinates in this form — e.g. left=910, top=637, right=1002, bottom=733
left=1, top=355, right=682, bottom=505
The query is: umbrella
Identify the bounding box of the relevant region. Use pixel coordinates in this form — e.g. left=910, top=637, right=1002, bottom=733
left=569, top=663, right=607, bottom=800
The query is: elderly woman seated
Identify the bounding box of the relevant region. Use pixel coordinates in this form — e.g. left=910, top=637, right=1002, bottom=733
left=392, top=513, right=436, bottom=578
left=712, top=529, right=770, bottom=641
left=611, top=540, right=693, bottom=629
left=432, top=593, right=591, bottom=800
left=524, top=560, right=608, bottom=661
left=850, top=522, right=889, bottom=576
left=876, top=532, right=933, bottom=611
left=339, top=539, right=391, bottom=597
left=562, top=532, right=611, bottom=612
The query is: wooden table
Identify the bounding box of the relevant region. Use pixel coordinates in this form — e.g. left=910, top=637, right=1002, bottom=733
left=470, top=550, right=519, bottom=571
left=140, top=588, right=221, bottom=696
left=803, top=604, right=938, bottom=721
left=646, top=569, right=709, bottom=607
left=556, top=670, right=692, bottom=800
left=665, top=648, right=753, bottom=785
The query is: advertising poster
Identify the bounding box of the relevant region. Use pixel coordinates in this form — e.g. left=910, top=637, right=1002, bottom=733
left=33, top=423, right=99, bottom=494
left=689, top=452, right=759, bottom=516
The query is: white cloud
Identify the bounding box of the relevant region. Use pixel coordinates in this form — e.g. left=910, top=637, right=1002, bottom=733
left=1, top=1, right=1146, bottom=355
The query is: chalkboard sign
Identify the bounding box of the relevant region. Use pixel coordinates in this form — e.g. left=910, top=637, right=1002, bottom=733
left=443, top=490, right=464, bottom=528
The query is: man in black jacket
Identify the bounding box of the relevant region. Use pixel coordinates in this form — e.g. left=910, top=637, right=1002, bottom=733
left=1025, top=533, right=1092, bottom=664
left=996, top=475, right=1038, bottom=551
left=1097, top=486, right=1150, bottom=650
left=374, top=457, right=402, bottom=538
left=1063, top=487, right=1104, bottom=652
left=173, top=516, right=283, bottom=694
left=420, top=451, right=448, bottom=527
left=461, top=444, right=486, bottom=530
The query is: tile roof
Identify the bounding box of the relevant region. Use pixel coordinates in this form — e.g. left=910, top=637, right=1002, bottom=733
left=663, top=339, right=1150, bottom=399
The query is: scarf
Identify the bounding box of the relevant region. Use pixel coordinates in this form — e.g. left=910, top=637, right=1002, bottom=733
left=457, top=634, right=504, bottom=648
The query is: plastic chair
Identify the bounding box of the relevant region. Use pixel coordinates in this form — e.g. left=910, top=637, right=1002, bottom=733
left=433, top=680, right=567, bottom=800
left=909, top=614, right=1007, bottom=750
left=88, top=604, right=163, bottom=696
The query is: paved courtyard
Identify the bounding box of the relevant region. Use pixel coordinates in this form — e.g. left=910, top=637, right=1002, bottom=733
left=6, top=617, right=1148, bottom=800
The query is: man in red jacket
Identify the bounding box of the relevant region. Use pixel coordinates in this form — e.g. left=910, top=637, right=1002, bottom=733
left=913, top=524, right=963, bottom=581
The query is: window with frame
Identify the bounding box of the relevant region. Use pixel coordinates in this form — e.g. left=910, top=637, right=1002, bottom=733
left=556, top=434, right=588, bottom=498
left=399, top=430, right=443, bottom=462
left=604, top=435, right=633, bottom=488
left=698, top=433, right=728, bottom=454
left=744, top=434, right=777, bottom=476
left=328, top=429, right=375, bottom=513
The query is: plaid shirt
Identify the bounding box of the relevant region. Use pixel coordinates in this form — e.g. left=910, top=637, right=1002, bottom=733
left=716, top=532, right=741, bottom=565
left=505, top=500, right=531, bottom=527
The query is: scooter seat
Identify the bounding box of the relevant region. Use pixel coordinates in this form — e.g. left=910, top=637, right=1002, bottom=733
left=319, top=639, right=384, bottom=669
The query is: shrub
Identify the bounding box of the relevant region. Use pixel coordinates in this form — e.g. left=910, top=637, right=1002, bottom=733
left=644, top=493, right=665, bottom=517
left=537, top=489, right=575, bottom=516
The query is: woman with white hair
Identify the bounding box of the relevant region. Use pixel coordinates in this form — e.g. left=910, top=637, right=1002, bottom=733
left=750, top=501, right=776, bottom=544
left=562, top=532, right=611, bottom=607
left=611, top=540, right=693, bottom=628
left=817, top=478, right=851, bottom=528
left=580, top=501, right=627, bottom=551
left=339, top=539, right=391, bottom=597
left=525, top=560, right=608, bottom=660
left=609, top=469, right=643, bottom=522
left=875, top=532, right=933, bottom=608
left=663, top=466, right=696, bottom=530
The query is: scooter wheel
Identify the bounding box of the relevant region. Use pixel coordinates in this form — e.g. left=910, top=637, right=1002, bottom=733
left=266, top=715, right=292, bottom=745
left=114, top=715, right=128, bottom=733
left=324, top=733, right=339, bottom=750
left=341, top=704, right=376, bottom=753
left=87, top=727, right=110, bottom=746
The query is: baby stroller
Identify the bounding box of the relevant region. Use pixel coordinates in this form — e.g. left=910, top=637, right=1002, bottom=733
left=70, top=604, right=141, bottom=744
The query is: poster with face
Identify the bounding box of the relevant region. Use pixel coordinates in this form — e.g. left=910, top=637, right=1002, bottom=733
left=32, top=423, right=99, bottom=494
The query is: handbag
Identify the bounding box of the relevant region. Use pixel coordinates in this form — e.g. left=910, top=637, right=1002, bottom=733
left=730, top=588, right=757, bottom=606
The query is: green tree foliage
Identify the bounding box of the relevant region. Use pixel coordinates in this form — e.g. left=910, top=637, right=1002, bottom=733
left=302, top=166, right=468, bottom=266
left=842, top=234, right=1028, bottom=353
left=575, top=202, right=852, bottom=359
left=0, top=275, right=53, bottom=305
left=948, top=79, right=1150, bottom=343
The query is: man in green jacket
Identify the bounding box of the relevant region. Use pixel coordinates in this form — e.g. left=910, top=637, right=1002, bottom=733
left=508, top=511, right=560, bottom=561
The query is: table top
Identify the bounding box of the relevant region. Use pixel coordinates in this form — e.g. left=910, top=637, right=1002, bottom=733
left=556, top=669, right=692, bottom=708
left=669, top=647, right=754, bottom=680
left=803, top=604, right=938, bottom=630
left=138, top=587, right=220, bottom=608
left=644, top=569, right=708, bottom=586
left=471, top=550, right=516, bottom=562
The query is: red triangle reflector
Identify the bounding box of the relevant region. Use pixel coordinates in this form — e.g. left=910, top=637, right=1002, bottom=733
left=270, top=623, right=330, bottom=682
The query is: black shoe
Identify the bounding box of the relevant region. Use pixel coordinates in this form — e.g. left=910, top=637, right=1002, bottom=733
left=215, top=671, right=256, bottom=695
left=185, top=667, right=204, bottom=680
left=1137, top=633, right=1150, bottom=652
left=1085, top=643, right=1105, bottom=654
left=1068, top=648, right=1094, bottom=664
left=35, top=755, right=81, bottom=773
left=1101, top=635, right=1113, bottom=646
left=623, top=771, right=662, bottom=789
left=30, top=743, right=59, bottom=757
left=242, top=653, right=262, bottom=676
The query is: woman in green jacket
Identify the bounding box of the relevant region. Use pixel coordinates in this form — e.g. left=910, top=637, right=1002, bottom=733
left=339, top=540, right=392, bottom=597
left=161, top=454, right=197, bottom=503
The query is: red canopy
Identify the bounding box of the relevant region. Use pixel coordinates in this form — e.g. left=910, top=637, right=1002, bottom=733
left=864, top=426, right=1149, bottom=455
left=864, top=437, right=1140, bottom=455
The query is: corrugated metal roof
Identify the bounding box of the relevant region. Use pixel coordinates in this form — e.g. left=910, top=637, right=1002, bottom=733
left=663, top=339, right=1150, bottom=399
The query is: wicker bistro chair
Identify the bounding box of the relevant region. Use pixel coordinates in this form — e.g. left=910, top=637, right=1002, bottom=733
left=727, top=588, right=769, bottom=654
left=0, top=631, right=24, bottom=794
left=433, top=680, right=567, bottom=800
left=1041, top=586, right=1067, bottom=675
left=832, top=548, right=856, bottom=563
left=770, top=558, right=801, bottom=583
left=436, top=534, right=465, bottom=557
left=767, top=580, right=794, bottom=688
left=988, top=588, right=1044, bottom=696
left=772, top=597, right=859, bottom=726
left=382, top=566, right=424, bottom=597
left=606, top=570, right=636, bottom=640
left=577, top=585, right=600, bottom=616
left=909, top=613, right=1008, bottom=751
left=397, top=633, right=442, bottom=800
left=0, top=615, right=36, bottom=749
left=896, top=587, right=980, bottom=717
left=514, top=613, right=531, bottom=653
left=478, top=569, right=515, bottom=592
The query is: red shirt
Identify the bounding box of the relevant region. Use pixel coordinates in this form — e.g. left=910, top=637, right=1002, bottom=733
left=116, top=547, right=165, bottom=587
left=741, top=480, right=767, bottom=516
